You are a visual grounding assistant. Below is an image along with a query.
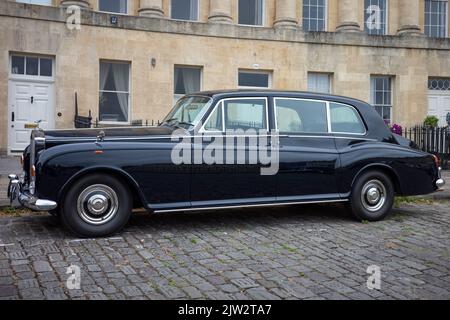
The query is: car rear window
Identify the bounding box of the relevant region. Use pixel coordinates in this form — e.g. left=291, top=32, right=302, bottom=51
left=330, top=102, right=366, bottom=134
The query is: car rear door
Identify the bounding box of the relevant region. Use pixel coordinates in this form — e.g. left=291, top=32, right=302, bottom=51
left=274, top=97, right=341, bottom=201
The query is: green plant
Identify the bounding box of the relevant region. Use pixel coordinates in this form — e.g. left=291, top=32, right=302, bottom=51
left=423, top=115, right=439, bottom=128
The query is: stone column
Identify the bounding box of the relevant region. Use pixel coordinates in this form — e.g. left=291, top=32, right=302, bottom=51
left=336, top=0, right=361, bottom=32
left=208, top=0, right=232, bottom=24
left=274, top=0, right=298, bottom=29
left=397, top=0, right=422, bottom=35
left=138, top=0, right=165, bottom=18
left=59, top=0, right=90, bottom=8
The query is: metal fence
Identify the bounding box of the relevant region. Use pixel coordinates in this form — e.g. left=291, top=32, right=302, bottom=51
left=402, top=126, right=450, bottom=169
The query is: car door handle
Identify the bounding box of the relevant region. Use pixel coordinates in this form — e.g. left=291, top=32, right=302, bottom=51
left=11, top=111, right=14, bottom=122
left=30, top=96, right=34, bottom=104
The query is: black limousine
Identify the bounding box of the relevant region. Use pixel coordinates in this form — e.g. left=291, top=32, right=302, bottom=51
left=8, top=90, right=445, bottom=237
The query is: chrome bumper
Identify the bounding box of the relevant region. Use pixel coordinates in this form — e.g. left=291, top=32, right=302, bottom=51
left=436, top=167, right=445, bottom=189
left=7, top=174, right=57, bottom=211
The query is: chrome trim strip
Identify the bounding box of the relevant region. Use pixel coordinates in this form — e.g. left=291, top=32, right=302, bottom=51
left=48, top=134, right=376, bottom=143
left=326, top=101, right=332, bottom=133
left=154, top=199, right=349, bottom=213
left=286, top=135, right=377, bottom=141
left=29, top=132, right=36, bottom=195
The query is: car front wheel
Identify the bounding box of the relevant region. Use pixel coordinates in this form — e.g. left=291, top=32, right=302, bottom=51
left=349, top=170, right=394, bottom=222
left=61, top=173, right=132, bottom=238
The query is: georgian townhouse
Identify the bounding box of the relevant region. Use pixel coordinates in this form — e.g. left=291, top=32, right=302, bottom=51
left=0, top=0, right=449, bottom=154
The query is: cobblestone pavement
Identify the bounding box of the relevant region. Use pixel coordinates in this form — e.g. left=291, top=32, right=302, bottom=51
left=0, top=202, right=449, bottom=300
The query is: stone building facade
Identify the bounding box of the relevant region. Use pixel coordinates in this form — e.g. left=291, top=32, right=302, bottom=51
left=1, top=0, right=450, bottom=154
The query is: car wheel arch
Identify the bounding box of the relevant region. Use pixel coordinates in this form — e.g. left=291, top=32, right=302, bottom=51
left=57, top=166, right=147, bottom=210
left=351, top=164, right=402, bottom=195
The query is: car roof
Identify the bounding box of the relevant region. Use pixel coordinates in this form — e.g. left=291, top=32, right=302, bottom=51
left=188, top=89, right=370, bottom=106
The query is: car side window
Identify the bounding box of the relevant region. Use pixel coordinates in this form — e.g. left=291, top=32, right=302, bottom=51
left=330, top=102, right=366, bottom=134
left=224, top=98, right=267, bottom=131
left=275, top=98, right=328, bottom=133
left=203, top=102, right=223, bottom=131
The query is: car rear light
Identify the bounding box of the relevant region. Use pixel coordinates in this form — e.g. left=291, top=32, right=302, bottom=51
left=31, top=165, right=36, bottom=178
left=432, top=154, right=440, bottom=168
left=20, top=155, right=24, bottom=168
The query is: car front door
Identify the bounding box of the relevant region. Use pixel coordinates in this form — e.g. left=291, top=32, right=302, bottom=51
left=274, top=97, right=341, bottom=201
left=190, top=97, right=277, bottom=207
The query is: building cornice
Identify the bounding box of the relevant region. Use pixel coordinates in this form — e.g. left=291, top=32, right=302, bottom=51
left=1, top=1, right=450, bottom=51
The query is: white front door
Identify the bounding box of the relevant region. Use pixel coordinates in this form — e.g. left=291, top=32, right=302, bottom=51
left=428, top=91, right=450, bottom=127
left=8, top=80, right=55, bottom=153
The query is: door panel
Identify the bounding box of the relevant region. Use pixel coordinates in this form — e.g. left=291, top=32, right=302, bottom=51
left=191, top=97, right=277, bottom=207
left=8, top=80, right=55, bottom=152
left=277, top=136, right=340, bottom=200
left=274, top=97, right=340, bottom=200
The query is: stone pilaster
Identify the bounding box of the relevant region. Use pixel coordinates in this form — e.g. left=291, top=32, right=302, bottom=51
left=208, top=0, right=232, bottom=24
left=397, top=0, right=422, bottom=35
left=138, top=0, right=165, bottom=18
left=336, top=0, right=361, bottom=32
left=274, top=0, right=298, bottom=29
left=59, top=0, right=90, bottom=8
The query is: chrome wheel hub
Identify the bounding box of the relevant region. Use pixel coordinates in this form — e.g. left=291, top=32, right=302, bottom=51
left=77, top=184, right=118, bottom=225
left=87, top=194, right=108, bottom=215
left=366, top=187, right=381, bottom=204
left=361, top=180, right=386, bottom=212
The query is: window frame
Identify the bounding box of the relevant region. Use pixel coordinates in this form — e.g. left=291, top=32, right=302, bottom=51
left=424, top=0, right=449, bottom=38
left=302, top=0, right=328, bottom=32
left=15, top=0, right=52, bottom=5
left=237, top=70, right=272, bottom=89
left=329, top=101, right=367, bottom=136
left=9, top=53, right=55, bottom=81
left=364, top=0, right=389, bottom=35
left=199, top=97, right=270, bottom=134
left=237, top=0, right=265, bottom=27
left=98, top=60, right=131, bottom=125
left=307, top=72, right=332, bottom=94
left=173, top=65, right=203, bottom=103
left=273, top=97, right=367, bottom=136
left=370, top=76, right=393, bottom=124
left=98, top=0, right=129, bottom=15
left=170, top=0, right=200, bottom=21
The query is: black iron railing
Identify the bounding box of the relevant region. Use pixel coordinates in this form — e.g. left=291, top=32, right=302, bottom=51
left=402, top=126, right=449, bottom=169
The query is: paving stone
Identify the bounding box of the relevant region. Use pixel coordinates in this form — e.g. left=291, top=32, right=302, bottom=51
left=0, top=201, right=449, bottom=300
left=33, top=261, right=52, bottom=273
left=231, top=278, right=260, bottom=289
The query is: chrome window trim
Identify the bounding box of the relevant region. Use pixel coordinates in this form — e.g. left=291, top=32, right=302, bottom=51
left=198, top=101, right=224, bottom=133
left=273, top=97, right=368, bottom=137
left=198, top=97, right=270, bottom=134
left=273, top=97, right=330, bottom=135
left=328, top=101, right=368, bottom=136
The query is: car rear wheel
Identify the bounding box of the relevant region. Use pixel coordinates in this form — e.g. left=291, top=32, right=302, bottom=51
left=349, top=170, right=394, bottom=222
left=61, top=174, right=132, bottom=238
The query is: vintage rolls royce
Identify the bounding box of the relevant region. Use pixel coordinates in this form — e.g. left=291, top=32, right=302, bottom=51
left=8, top=90, right=445, bottom=237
